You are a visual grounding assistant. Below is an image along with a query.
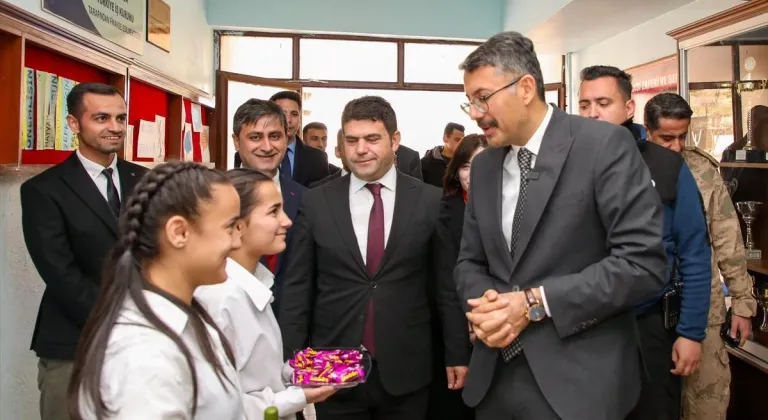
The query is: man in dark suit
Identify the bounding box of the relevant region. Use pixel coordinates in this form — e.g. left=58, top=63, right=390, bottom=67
left=280, top=96, right=470, bottom=420
left=394, top=144, right=423, bottom=181
left=310, top=128, right=348, bottom=189
left=231, top=98, right=305, bottom=314
left=455, top=32, right=668, bottom=420
left=21, top=83, right=148, bottom=420
left=270, top=91, right=330, bottom=187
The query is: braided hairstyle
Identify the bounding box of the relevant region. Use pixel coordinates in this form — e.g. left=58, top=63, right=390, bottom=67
left=68, top=161, right=237, bottom=419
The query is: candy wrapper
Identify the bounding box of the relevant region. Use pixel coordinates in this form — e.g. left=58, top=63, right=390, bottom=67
left=289, top=347, right=370, bottom=388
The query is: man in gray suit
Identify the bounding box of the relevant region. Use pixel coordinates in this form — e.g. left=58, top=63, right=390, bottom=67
left=455, top=31, right=668, bottom=420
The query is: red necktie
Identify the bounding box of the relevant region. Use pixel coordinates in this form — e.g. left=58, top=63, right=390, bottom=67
left=265, top=254, right=278, bottom=273
left=363, top=183, right=384, bottom=357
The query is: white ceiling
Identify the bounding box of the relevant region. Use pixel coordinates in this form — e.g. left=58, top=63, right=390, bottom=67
left=512, top=0, right=703, bottom=54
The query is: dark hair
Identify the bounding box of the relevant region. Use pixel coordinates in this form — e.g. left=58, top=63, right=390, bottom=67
left=444, top=123, right=465, bottom=137
left=341, top=96, right=397, bottom=137
left=443, top=134, right=488, bottom=196
left=303, top=122, right=328, bottom=138
left=580, top=65, right=633, bottom=100
left=269, top=90, right=302, bottom=109
left=226, top=168, right=272, bottom=218
left=67, top=83, right=124, bottom=119
left=460, top=32, right=545, bottom=101
left=68, top=162, right=237, bottom=419
left=233, top=99, right=287, bottom=137
left=644, top=93, right=693, bottom=131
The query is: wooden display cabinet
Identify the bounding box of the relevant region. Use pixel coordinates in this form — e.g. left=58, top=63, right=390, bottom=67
left=669, top=1, right=768, bottom=418
left=0, top=2, right=218, bottom=169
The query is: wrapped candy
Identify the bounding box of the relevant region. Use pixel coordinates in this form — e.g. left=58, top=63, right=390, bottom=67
left=290, top=348, right=367, bottom=387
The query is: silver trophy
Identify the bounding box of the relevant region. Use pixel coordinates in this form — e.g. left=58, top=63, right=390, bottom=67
left=755, top=285, right=768, bottom=332
left=736, top=201, right=762, bottom=260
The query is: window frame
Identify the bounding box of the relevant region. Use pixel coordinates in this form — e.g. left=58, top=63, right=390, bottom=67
left=215, top=30, right=566, bottom=98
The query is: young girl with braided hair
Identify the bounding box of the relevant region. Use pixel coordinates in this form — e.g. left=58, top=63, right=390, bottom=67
left=68, top=161, right=245, bottom=419
left=195, top=168, right=336, bottom=420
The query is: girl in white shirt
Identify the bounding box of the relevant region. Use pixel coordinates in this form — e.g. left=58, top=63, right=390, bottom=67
left=195, top=169, right=336, bottom=420
left=68, top=162, right=245, bottom=419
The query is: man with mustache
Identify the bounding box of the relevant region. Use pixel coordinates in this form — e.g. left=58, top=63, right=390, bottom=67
left=21, top=82, right=147, bottom=420
left=231, top=98, right=305, bottom=315
left=456, top=32, right=667, bottom=420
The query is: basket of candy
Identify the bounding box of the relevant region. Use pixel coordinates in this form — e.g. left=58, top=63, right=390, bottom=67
left=288, top=347, right=371, bottom=389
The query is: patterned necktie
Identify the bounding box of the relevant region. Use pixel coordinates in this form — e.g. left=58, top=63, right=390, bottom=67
left=102, top=168, right=121, bottom=217
left=362, top=183, right=384, bottom=357
left=501, top=147, right=533, bottom=363
left=281, top=149, right=293, bottom=179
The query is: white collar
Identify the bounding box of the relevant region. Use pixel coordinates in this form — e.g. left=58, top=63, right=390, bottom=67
left=225, top=258, right=273, bottom=311
left=341, top=168, right=348, bottom=176
left=76, top=149, right=118, bottom=179
left=121, top=291, right=190, bottom=336
left=512, top=104, right=553, bottom=158
left=349, top=164, right=397, bottom=195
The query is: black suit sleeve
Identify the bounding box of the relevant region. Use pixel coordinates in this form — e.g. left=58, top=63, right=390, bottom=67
left=434, top=201, right=471, bottom=367
left=543, top=126, right=668, bottom=339
left=21, top=182, right=98, bottom=327
left=278, top=197, right=317, bottom=360
left=454, top=164, right=498, bottom=313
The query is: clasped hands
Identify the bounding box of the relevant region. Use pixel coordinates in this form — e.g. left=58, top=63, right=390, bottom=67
left=465, top=289, right=530, bottom=349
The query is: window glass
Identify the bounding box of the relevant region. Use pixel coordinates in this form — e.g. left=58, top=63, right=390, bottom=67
left=687, top=46, right=733, bottom=83
left=220, top=36, right=293, bottom=79
left=689, top=88, right=734, bottom=160
left=403, top=43, right=478, bottom=84
left=300, top=39, right=397, bottom=82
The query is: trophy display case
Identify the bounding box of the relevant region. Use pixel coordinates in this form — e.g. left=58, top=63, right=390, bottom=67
left=670, top=2, right=768, bottom=418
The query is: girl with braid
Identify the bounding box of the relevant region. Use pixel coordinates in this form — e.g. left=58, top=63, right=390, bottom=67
left=68, top=161, right=245, bottom=419
left=195, top=169, right=336, bottom=420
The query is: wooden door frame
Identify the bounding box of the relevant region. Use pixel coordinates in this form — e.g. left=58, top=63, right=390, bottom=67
left=214, top=71, right=301, bottom=169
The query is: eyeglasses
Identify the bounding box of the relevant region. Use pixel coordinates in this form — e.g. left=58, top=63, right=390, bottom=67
left=460, top=75, right=525, bottom=115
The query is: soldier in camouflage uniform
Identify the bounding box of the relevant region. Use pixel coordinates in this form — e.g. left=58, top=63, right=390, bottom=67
left=680, top=145, right=757, bottom=420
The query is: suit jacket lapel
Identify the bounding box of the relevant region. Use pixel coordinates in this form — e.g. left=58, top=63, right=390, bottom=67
left=510, top=109, right=574, bottom=274
left=376, top=172, right=418, bottom=276
left=291, top=139, right=307, bottom=185
left=487, top=147, right=514, bottom=273
left=327, top=176, right=367, bottom=276
left=60, top=154, right=118, bottom=235
left=116, top=160, right=142, bottom=211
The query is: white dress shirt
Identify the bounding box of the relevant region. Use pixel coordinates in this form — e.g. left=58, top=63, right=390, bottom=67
left=272, top=171, right=282, bottom=193
left=76, top=149, right=121, bottom=201
left=78, top=291, right=244, bottom=419
left=501, top=104, right=553, bottom=316
left=349, top=165, right=397, bottom=262
left=195, top=259, right=306, bottom=420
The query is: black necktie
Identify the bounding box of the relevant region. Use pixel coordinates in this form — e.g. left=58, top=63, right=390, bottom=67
left=501, top=147, right=533, bottom=363
left=102, top=168, right=121, bottom=217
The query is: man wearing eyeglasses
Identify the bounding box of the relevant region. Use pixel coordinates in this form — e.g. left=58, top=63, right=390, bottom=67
left=455, top=32, right=668, bottom=420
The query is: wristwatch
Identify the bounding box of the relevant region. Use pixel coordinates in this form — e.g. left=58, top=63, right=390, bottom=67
left=524, top=288, right=547, bottom=322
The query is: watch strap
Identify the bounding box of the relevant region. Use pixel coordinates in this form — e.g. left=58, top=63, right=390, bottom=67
left=524, top=288, right=539, bottom=308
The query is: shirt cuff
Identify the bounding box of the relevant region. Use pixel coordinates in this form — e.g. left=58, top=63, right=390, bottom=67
left=539, top=286, right=552, bottom=317
left=275, top=387, right=307, bottom=416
